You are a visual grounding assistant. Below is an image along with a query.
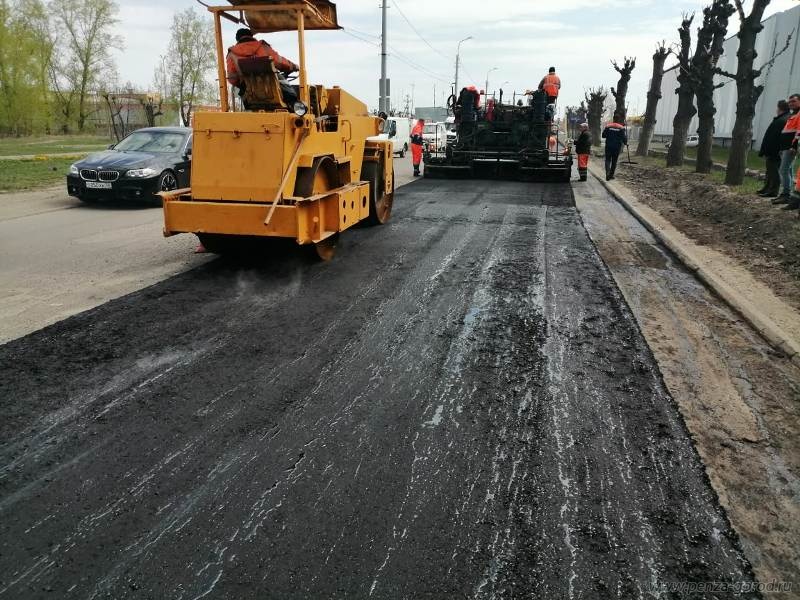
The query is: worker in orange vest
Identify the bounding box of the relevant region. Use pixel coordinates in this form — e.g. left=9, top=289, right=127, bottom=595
left=226, top=28, right=299, bottom=108
left=538, top=67, right=561, bottom=105
left=411, top=118, right=425, bottom=176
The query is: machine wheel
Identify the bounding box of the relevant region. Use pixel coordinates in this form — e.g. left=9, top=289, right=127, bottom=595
left=361, top=161, right=394, bottom=225
left=398, top=143, right=407, bottom=158
left=306, top=233, right=338, bottom=261
left=294, top=156, right=338, bottom=197
left=196, top=233, right=242, bottom=255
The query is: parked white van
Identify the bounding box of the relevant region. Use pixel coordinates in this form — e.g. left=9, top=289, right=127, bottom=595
left=423, top=122, right=448, bottom=152
left=369, top=117, right=413, bottom=157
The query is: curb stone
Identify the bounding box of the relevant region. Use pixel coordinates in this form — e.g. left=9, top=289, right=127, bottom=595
left=586, top=161, right=800, bottom=366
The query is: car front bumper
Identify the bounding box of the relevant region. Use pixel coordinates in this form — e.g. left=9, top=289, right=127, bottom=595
left=66, top=174, right=163, bottom=202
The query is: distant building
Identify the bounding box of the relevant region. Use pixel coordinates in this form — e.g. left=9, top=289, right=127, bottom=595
left=414, top=106, right=448, bottom=122
left=654, top=4, right=800, bottom=145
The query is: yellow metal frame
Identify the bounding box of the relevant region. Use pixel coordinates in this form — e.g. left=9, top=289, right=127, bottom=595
left=162, top=1, right=393, bottom=247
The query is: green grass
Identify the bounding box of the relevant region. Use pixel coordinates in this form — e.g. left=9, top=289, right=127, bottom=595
left=0, top=135, right=110, bottom=157
left=0, top=157, right=77, bottom=192
left=637, top=155, right=763, bottom=196
left=649, top=142, right=763, bottom=171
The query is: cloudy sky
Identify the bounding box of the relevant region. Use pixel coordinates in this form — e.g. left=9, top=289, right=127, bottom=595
left=112, top=0, right=799, bottom=114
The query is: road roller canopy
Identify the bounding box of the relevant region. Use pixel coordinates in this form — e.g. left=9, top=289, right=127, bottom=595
left=225, top=0, right=339, bottom=33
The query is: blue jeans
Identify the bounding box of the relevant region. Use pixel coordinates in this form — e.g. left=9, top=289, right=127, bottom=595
left=779, top=149, right=795, bottom=195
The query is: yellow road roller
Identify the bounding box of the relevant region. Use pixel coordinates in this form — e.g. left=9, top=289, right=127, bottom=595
left=161, top=0, right=394, bottom=260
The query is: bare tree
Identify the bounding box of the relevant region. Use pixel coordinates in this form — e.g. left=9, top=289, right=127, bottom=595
left=667, top=14, right=697, bottom=167
left=139, top=94, right=164, bottom=128
left=693, top=0, right=735, bottom=173
left=716, top=0, right=793, bottom=184
left=610, top=57, right=636, bottom=123
left=636, top=43, right=674, bottom=157
left=50, top=0, right=121, bottom=132
left=166, top=8, right=215, bottom=127
left=585, top=87, right=608, bottom=147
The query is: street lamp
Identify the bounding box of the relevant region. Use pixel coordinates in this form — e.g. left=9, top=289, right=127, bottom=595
left=485, top=67, right=498, bottom=97
left=454, top=36, right=472, bottom=97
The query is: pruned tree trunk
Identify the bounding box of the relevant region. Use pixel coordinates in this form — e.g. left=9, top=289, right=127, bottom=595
left=610, top=57, right=636, bottom=123
left=717, top=0, right=784, bottom=184
left=695, top=0, right=735, bottom=174
left=636, top=43, right=671, bottom=157
left=667, top=14, right=696, bottom=167
left=585, top=87, right=607, bottom=147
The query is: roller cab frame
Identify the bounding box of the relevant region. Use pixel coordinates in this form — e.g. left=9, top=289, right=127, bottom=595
left=161, top=1, right=394, bottom=259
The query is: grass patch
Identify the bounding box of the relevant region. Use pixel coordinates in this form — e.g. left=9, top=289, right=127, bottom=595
left=649, top=142, right=763, bottom=171
left=0, top=157, right=76, bottom=192
left=0, top=135, right=110, bottom=157
left=632, top=155, right=763, bottom=195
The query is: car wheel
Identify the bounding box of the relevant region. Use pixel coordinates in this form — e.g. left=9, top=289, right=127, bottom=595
left=154, top=170, right=178, bottom=205
left=399, top=143, right=406, bottom=158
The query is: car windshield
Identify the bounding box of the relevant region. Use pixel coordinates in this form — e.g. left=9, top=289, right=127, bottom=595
left=115, top=131, right=186, bottom=153
left=424, top=124, right=437, bottom=134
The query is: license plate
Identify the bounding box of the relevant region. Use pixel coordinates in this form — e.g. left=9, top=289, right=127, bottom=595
left=85, top=181, right=112, bottom=189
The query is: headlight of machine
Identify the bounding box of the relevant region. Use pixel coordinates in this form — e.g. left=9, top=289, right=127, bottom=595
left=69, top=164, right=79, bottom=175
left=126, top=167, right=158, bottom=178
left=293, top=101, right=308, bottom=117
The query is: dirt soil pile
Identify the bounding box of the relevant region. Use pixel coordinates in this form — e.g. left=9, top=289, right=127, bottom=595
left=616, top=161, right=800, bottom=311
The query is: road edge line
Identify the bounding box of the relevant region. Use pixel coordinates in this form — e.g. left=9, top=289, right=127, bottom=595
left=586, top=161, right=800, bottom=366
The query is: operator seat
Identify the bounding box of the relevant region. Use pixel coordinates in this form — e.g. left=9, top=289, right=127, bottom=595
left=237, top=56, right=297, bottom=111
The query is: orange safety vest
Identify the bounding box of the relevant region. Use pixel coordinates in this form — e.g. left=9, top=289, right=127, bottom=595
left=783, top=112, right=800, bottom=135
left=540, top=73, right=561, bottom=97
left=226, top=39, right=298, bottom=85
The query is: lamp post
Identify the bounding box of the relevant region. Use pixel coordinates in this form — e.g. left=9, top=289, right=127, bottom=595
left=454, top=36, right=472, bottom=97
left=484, top=67, right=498, bottom=97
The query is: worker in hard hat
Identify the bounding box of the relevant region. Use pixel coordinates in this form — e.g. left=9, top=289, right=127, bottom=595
left=538, top=67, right=561, bottom=105
left=411, top=118, right=425, bottom=176
left=575, top=123, right=592, bottom=182
left=226, top=28, right=300, bottom=108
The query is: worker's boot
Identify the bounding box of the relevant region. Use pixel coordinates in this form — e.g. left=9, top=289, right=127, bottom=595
left=782, top=193, right=800, bottom=210
left=413, top=165, right=420, bottom=177
left=605, top=169, right=611, bottom=181
left=772, top=193, right=789, bottom=205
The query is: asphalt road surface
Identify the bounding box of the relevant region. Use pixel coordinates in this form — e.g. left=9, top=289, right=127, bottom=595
left=0, top=160, right=416, bottom=344
left=0, top=177, right=756, bottom=599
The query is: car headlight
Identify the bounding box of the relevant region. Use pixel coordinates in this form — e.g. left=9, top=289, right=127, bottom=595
left=126, top=167, right=158, bottom=178
left=69, top=164, right=79, bottom=175
left=293, top=101, right=308, bottom=117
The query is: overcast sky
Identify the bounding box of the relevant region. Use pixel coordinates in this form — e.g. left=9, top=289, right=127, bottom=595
left=112, top=0, right=799, bottom=114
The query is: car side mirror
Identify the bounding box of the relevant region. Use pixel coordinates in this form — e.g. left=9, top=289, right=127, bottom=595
left=185, top=148, right=192, bottom=158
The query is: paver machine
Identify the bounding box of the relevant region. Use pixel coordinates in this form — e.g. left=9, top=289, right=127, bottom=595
left=161, top=0, right=394, bottom=260
left=424, top=88, right=572, bottom=182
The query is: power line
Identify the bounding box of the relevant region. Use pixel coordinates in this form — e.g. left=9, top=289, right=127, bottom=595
left=390, top=0, right=450, bottom=62
left=342, top=28, right=449, bottom=83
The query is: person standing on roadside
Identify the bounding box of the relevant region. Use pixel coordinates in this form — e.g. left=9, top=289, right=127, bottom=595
left=759, top=100, right=789, bottom=199
left=602, top=120, right=627, bottom=181
left=775, top=93, right=800, bottom=204
left=410, top=118, right=425, bottom=177
left=575, top=123, right=592, bottom=182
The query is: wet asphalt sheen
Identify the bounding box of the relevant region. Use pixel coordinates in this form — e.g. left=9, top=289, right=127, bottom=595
left=0, top=179, right=756, bottom=599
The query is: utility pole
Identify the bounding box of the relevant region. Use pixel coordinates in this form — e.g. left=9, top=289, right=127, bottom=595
left=411, top=82, right=415, bottom=116
left=454, top=36, right=472, bottom=97
left=485, top=67, right=498, bottom=98
left=379, top=0, right=388, bottom=113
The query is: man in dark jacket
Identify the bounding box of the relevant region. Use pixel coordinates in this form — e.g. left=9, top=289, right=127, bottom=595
left=602, top=120, right=627, bottom=180
left=759, top=100, right=789, bottom=198
left=574, top=123, right=591, bottom=181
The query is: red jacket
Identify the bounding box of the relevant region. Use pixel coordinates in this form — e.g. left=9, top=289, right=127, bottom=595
left=226, top=39, right=298, bottom=85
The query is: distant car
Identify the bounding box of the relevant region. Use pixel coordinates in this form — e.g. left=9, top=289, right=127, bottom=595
left=423, top=122, right=448, bottom=152
left=67, top=127, right=192, bottom=205
left=665, top=134, right=699, bottom=150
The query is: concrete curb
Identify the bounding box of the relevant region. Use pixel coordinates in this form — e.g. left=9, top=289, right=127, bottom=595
left=587, top=162, right=800, bottom=366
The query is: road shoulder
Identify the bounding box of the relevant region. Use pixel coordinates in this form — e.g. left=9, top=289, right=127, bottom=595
left=574, top=170, right=800, bottom=588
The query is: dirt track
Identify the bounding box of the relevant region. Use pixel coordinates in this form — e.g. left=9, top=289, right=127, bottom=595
left=0, top=179, right=756, bottom=598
